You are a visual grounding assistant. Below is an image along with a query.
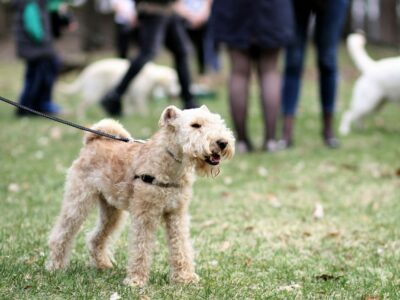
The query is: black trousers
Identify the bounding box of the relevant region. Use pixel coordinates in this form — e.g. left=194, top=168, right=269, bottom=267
left=115, top=13, right=194, bottom=106
left=115, top=23, right=138, bottom=59
left=186, top=24, right=206, bottom=75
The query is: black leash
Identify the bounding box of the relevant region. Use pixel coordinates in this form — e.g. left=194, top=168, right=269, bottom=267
left=0, top=95, right=134, bottom=143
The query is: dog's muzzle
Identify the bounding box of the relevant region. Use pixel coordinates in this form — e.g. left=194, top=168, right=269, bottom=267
left=204, top=139, right=229, bottom=165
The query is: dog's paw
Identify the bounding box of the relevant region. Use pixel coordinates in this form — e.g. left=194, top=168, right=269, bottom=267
left=91, top=259, right=114, bottom=270
left=170, top=272, right=200, bottom=284
left=123, top=276, right=147, bottom=287
left=45, top=259, right=66, bottom=271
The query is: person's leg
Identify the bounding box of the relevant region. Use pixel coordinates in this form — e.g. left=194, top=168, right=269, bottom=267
left=165, top=15, right=197, bottom=109
left=314, top=0, right=349, bottom=147
left=203, top=21, right=220, bottom=73
left=281, top=1, right=312, bottom=145
left=256, top=48, right=281, bottom=151
left=227, top=47, right=252, bottom=152
left=39, top=55, right=61, bottom=114
left=188, top=25, right=206, bottom=75
left=16, top=60, right=37, bottom=116
left=101, top=13, right=167, bottom=115
left=115, top=23, right=130, bottom=59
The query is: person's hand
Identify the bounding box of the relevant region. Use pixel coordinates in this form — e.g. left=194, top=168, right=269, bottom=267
left=186, top=6, right=210, bottom=29
left=129, top=14, right=138, bottom=27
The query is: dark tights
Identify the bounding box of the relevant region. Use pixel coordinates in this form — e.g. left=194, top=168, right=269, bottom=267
left=228, top=47, right=281, bottom=146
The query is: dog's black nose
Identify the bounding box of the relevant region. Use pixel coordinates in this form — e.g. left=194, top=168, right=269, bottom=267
left=217, top=139, right=228, bottom=150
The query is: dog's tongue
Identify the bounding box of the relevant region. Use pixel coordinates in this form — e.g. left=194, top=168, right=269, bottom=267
left=210, top=153, right=220, bottom=164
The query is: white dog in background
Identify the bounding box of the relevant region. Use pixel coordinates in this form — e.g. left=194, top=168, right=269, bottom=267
left=340, top=33, right=400, bottom=135
left=59, top=58, right=179, bottom=117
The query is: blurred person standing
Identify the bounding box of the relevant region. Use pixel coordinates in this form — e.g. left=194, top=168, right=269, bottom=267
left=12, top=0, right=61, bottom=116
left=101, top=0, right=203, bottom=116
left=281, top=0, right=349, bottom=149
left=211, top=0, right=294, bottom=152
left=179, top=0, right=217, bottom=77
left=111, top=0, right=138, bottom=58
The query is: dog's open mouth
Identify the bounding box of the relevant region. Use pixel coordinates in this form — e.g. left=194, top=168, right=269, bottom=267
left=205, top=153, right=221, bottom=165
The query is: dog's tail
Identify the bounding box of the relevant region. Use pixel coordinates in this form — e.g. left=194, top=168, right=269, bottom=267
left=347, top=33, right=375, bottom=73
left=84, top=119, right=132, bottom=144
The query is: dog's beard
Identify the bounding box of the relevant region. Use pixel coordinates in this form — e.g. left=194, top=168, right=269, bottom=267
left=194, top=158, right=220, bottom=178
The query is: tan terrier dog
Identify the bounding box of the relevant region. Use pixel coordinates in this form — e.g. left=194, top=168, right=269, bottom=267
left=46, top=105, right=235, bottom=286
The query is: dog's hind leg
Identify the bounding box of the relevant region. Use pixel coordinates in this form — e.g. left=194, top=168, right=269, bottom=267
left=46, top=175, right=97, bottom=271
left=87, top=196, right=127, bottom=269
left=339, top=78, right=383, bottom=135
left=163, top=210, right=199, bottom=284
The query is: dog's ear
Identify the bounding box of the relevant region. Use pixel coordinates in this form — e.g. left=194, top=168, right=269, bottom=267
left=159, top=105, right=182, bottom=127
left=200, top=105, right=209, bottom=112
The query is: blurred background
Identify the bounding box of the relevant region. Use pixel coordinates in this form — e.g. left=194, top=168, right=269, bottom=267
left=1, top=0, right=400, bottom=55
left=1, top=0, right=400, bottom=51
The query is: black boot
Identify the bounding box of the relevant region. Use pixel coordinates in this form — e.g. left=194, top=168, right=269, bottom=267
left=322, top=111, right=340, bottom=149
left=100, top=90, right=122, bottom=116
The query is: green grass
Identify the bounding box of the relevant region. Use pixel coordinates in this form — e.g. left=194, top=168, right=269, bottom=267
left=1, top=44, right=400, bottom=299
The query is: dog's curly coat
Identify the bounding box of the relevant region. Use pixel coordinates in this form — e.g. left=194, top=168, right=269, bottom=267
left=46, top=105, right=235, bottom=286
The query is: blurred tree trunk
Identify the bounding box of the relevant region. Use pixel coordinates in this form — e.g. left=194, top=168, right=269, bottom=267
left=73, top=0, right=113, bottom=52
left=379, top=0, right=399, bottom=45
left=0, top=2, right=12, bottom=40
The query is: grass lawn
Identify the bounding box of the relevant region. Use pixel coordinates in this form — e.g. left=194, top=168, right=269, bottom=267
left=0, top=44, right=399, bottom=299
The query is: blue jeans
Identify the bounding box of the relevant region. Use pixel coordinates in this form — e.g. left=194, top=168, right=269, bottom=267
left=282, top=0, right=349, bottom=116
left=18, top=56, right=59, bottom=114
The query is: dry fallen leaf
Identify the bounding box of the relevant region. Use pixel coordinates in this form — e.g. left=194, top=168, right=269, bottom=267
left=340, top=163, right=358, bottom=171
left=313, top=203, right=324, bottom=220
left=200, top=220, right=216, bottom=228
left=277, top=283, right=301, bottom=292
left=325, top=231, right=340, bottom=238
left=8, top=183, right=20, bottom=193
left=362, top=296, right=380, bottom=300
left=220, top=241, right=231, bottom=252
left=109, top=292, right=121, bottom=300
left=209, top=260, right=218, bottom=266
left=244, top=225, right=254, bottom=232
left=221, top=191, right=231, bottom=199
left=245, top=257, right=252, bottom=267
left=50, top=127, right=62, bottom=140
left=266, top=193, right=282, bottom=208
left=223, top=176, right=233, bottom=185
left=257, top=166, right=268, bottom=177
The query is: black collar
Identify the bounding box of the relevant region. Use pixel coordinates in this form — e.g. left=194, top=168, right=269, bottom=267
left=133, top=174, right=181, bottom=188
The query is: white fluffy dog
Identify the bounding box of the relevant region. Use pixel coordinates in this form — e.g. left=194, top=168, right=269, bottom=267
left=59, top=58, right=179, bottom=117
left=340, top=33, right=400, bottom=135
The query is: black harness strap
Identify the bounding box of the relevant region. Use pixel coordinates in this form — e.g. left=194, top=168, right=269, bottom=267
left=133, top=174, right=181, bottom=188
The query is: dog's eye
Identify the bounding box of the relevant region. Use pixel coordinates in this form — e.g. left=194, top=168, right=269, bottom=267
left=191, top=123, right=201, bottom=129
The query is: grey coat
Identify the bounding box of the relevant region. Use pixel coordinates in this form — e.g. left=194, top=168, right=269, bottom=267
left=12, top=0, right=55, bottom=60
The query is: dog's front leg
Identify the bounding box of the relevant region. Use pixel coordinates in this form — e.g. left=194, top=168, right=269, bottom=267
left=124, top=212, right=159, bottom=287
left=163, top=209, right=199, bottom=284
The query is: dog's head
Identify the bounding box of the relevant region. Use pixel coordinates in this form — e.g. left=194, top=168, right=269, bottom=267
left=159, top=105, right=235, bottom=177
